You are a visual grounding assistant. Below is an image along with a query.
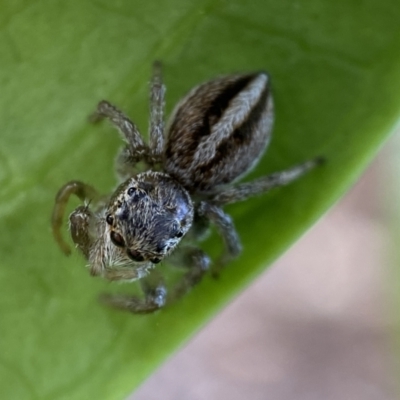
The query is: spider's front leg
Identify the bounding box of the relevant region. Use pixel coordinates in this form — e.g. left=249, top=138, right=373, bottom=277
left=197, top=202, right=242, bottom=277
left=99, top=271, right=167, bottom=314
left=168, top=247, right=211, bottom=302
left=99, top=247, right=210, bottom=314
left=149, top=60, right=165, bottom=159
left=69, top=205, right=97, bottom=259
left=112, top=61, right=166, bottom=180
left=90, top=100, right=151, bottom=164
left=90, top=61, right=166, bottom=170
left=52, top=181, right=99, bottom=256
left=91, top=99, right=153, bottom=180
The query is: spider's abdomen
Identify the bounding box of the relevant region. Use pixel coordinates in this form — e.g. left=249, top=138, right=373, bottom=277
left=164, top=72, right=273, bottom=192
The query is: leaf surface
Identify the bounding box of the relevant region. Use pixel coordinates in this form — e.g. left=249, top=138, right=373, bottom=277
left=1, top=0, right=400, bottom=398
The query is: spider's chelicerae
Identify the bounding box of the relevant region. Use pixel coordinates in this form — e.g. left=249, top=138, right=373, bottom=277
left=52, top=61, right=321, bottom=314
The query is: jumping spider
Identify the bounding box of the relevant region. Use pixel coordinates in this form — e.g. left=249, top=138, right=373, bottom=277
left=52, top=61, right=321, bottom=313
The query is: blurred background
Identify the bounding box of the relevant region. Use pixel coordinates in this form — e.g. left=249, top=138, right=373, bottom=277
left=131, top=138, right=400, bottom=400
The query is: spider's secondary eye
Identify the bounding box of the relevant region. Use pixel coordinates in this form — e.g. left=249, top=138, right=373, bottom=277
left=127, top=186, right=146, bottom=200
left=110, top=231, right=125, bottom=247
left=127, top=249, right=145, bottom=262
left=106, top=214, right=114, bottom=225
left=171, top=221, right=184, bottom=238
left=151, top=257, right=161, bottom=264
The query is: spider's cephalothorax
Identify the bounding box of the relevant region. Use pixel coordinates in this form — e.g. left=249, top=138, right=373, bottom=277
left=104, top=172, right=193, bottom=266
left=52, top=61, right=321, bottom=313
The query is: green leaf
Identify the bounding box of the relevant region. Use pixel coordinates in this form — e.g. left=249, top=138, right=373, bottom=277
left=1, top=0, right=400, bottom=399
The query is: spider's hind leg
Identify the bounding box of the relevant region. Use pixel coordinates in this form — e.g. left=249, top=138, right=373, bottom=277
left=211, top=157, right=323, bottom=205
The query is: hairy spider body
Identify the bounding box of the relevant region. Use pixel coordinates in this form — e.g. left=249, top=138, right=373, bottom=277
left=165, top=72, right=272, bottom=191
left=52, top=62, right=320, bottom=313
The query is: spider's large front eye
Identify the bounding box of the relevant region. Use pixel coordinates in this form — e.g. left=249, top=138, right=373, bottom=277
left=110, top=231, right=125, bottom=247
left=127, top=249, right=145, bottom=262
